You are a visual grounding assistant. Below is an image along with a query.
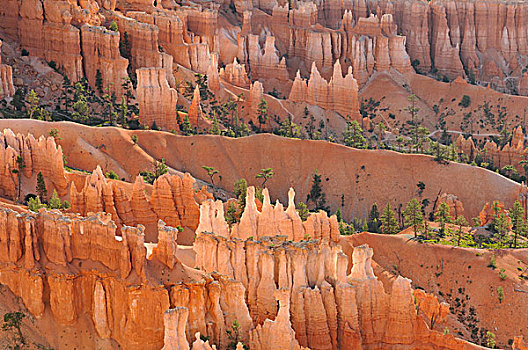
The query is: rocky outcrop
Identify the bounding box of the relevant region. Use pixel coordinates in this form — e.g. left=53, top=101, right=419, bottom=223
left=195, top=232, right=481, bottom=349
left=80, top=24, right=129, bottom=97
left=249, top=289, right=307, bottom=350
left=197, top=186, right=340, bottom=242
left=289, top=61, right=360, bottom=120
left=238, top=34, right=289, bottom=91
left=220, top=58, right=251, bottom=88
left=70, top=169, right=207, bottom=242
left=480, top=126, right=527, bottom=174
left=0, top=40, right=15, bottom=98
left=0, top=201, right=255, bottom=349
left=126, top=10, right=213, bottom=74
left=187, top=85, right=203, bottom=127
left=136, top=67, right=179, bottom=131
left=110, top=12, right=163, bottom=71
left=16, top=0, right=91, bottom=82
left=0, top=129, right=68, bottom=199
left=455, top=135, right=476, bottom=160
left=436, top=193, right=464, bottom=219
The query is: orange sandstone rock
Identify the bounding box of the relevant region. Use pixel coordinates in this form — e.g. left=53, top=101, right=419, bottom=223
left=289, top=61, right=360, bottom=120
left=0, top=40, right=15, bottom=98
left=136, top=67, right=179, bottom=131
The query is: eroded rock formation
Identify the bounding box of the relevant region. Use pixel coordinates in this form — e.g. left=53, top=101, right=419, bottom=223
left=197, top=186, right=340, bottom=242
left=70, top=168, right=208, bottom=241
left=136, top=67, right=179, bottom=131
left=80, top=24, right=129, bottom=97
left=289, top=61, right=360, bottom=120
left=0, top=128, right=67, bottom=199
left=0, top=40, right=15, bottom=98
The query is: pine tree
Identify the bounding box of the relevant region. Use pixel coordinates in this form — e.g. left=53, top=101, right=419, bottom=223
left=343, top=121, right=366, bottom=148
left=256, top=168, right=274, bottom=187
left=155, top=158, right=168, bottom=178
left=307, top=171, right=329, bottom=213
left=36, top=172, right=47, bottom=202
left=454, top=216, right=468, bottom=246
left=404, top=198, right=423, bottom=237
left=202, top=166, right=219, bottom=188
left=296, top=202, right=309, bottom=221
left=494, top=212, right=509, bottom=247
left=95, top=69, right=104, bottom=94
left=48, top=190, right=61, bottom=209
left=109, top=20, right=118, bottom=32
left=367, top=203, right=380, bottom=232
left=26, top=89, right=39, bottom=119
left=257, top=98, right=268, bottom=131
left=380, top=203, right=399, bottom=234
left=435, top=202, right=452, bottom=235
left=335, top=208, right=343, bottom=222
left=510, top=200, right=524, bottom=248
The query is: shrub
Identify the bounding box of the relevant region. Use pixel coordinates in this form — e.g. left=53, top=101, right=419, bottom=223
left=109, top=20, right=119, bottom=32
left=459, top=95, right=471, bottom=108
left=497, top=286, right=504, bottom=303
left=488, top=255, right=497, bottom=269
left=499, top=268, right=506, bottom=280
left=21, top=49, right=29, bottom=56
left=105, top=170, right=119, bottom=180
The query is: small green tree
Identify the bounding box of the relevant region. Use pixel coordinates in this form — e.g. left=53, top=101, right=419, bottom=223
left=225, top=202, right=239, bottom=225
left=494, top=212, right=509, bottom=246
left=256, top=168, right=274, bottom=187
left=95, top=69, right=104, bottom=94
left=380, top=203, right=399, bottom=234
left=296, top=202, right=309, bottom=221
left=109, top=20, right=119, bottom=32
left=202, top=166, right=220, bottom=187
left=306, top=171, right=329, bottom=213
left=510, top=200, right=524, bottom=248
left=26, top=89, right=39, bottom=119
left=2, top=311, right=26, bottom=348
left=105, top=170, right=119, bottom=180
left=131, top=134, right=138, bottom=145
left=48, top=189, right=62, bottom=209
left=434, top=202, right=452, bottom=235
left=485, top=331, right=496, bottom=348
left=367, top=203, right=380, bottom=233
left=155, top=158, right=169, bottom=178
left=404, top=198, right=423, bottom=237
left=497, top=286, right=504, bottom=303
left=276, top=116, right=301, bottom=138
left=343, top=120, right=367, bottom=148
left=226, top=319, right=248, bottom=350
left=36, top=172, right=47, bottom=202
left=49, top=128, right=61, bottom=142
left=28, top=196, right=46, bottom=212
left=257, top=98, right=268, bottom=131
left=454, top=216, right=468, bottom=246
left=234, top=179, right=248, bottom=206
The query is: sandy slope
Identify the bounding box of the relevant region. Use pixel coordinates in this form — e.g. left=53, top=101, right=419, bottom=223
left=0, top=120, right=521, bottom=221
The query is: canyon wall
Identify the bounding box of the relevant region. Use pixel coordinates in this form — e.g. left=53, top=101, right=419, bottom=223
left=80, top=25, right=129, bottom=97
left=0, top=198, right=484, bottom=349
